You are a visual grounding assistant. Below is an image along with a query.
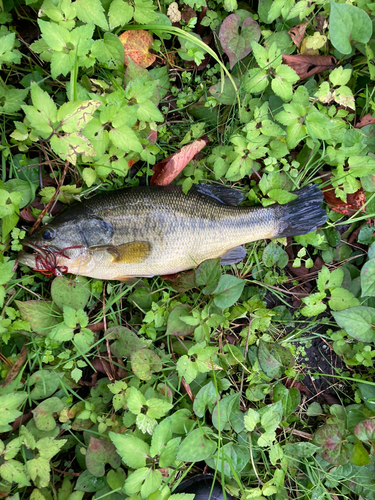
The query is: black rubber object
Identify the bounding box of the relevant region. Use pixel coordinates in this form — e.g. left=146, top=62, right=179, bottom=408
left=173, top=474, right=237, bottom=500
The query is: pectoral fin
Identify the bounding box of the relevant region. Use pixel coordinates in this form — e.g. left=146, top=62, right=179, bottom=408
left=90, top=241, right=151, bottom=264
left=220, top=246, right=247, bottom=265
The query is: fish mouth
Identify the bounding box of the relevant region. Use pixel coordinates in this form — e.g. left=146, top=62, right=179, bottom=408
left=18, top=242, right=65, bottom=274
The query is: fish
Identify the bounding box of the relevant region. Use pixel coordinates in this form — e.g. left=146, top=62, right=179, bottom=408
left=18, top=183, right=327, bottom=281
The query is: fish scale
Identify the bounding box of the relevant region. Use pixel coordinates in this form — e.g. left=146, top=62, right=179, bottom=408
left=19, top=184, right=327, bottom=280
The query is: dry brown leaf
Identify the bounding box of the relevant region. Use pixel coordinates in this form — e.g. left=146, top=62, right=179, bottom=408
left=323, top=186, right=366, bottom=215
left=118, top=30, right=156, bottom=68
left=282, top=54, right=336, bottom=80
left=288, top=22, right=308, bottom=50
left=151, top=135, right=209, bottom=186
left=355, top=113, right=375, bottom=128
left=2, top=343, right=27, bottom=387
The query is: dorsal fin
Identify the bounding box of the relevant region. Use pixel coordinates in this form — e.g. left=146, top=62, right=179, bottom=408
left=195, top=184, right=244, bottom=206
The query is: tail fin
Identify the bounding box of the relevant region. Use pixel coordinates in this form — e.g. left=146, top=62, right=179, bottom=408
left=276, top=185, right=327, bottom=237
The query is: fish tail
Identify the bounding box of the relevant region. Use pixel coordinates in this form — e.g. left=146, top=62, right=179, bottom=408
left=276, top=185, right=327, bottom=237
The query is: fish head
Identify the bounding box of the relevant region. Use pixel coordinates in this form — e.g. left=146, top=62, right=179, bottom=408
left=18, top=218, right=92, bottom=275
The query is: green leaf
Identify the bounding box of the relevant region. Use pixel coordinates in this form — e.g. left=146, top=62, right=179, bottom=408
left=328, top=288, right=360, bottom=311
left=329, top=1, right=372, bottom=55
left=150, top=418, right=172, bottom=457
left=38, top=19, right=69, bottom=51
left=166, top=304, right=195, bottom=337
left=271, top=64, right=298, bottom=102
left=75, top=0, right=108, bottom=30
left=58, top=100, right=101, bottom=133
left=257, top=340, right=294, bottom=379
left=133, top=0, right=158, bottom=23
left=273, top=384, right=300, bottom=417
left=109, top=432, right=150, bottom=469
left=82, top=167, right=97, bottom=187
left=109, top=0, right=134, bottom=29
left=300, top=292, right=327, bottom=317
left=16, top=300, right=59, bottom=335
left=0, top=33, right=21, bottom=66
left=146, top=399, right=172, bottom=419
left=131, top=349, right=162, bottom=380
left=329, top=67, right=352, bottom=86
left=91, top=33, right=125, bottom=67
left=0, top=258, right=15, bottom=286
left=262, top=242, right=288, bottom=268
left=51, top=276, right=91, bottom=311
left=193, top=381, right=217, bottom=418
left=0, top=459, right=30, bottom=487
left=213, top=274, right=245, bottom=308
left=283, top=442, right=320, bottom=458
left=33, top=397, right=64, bottom=431
left=0, top=87, right=28, bottom=114
left=109, top=125, right=142, bottom=153
left=176, top=355, right=198, bottom=384
left=243, top=68, right=269, bottom=93
left=177, top=427, right=217, bottom=462
left=108, top=325, right=145, bottom=357
left=361, top=259, right=375, bottom=297
left=28, top=371, right=61, bottom=400
left=22, top=82, right=57, bottom=138
left=159, top=436, right=181, bottom=468
left=85, top=437, right=121, bottom=477
left=0, top=392, right=28, bottom=433
left=218, top=14, right=261, bottom=69
left=195, top=258, right=221, bottom=295
left=332, top=306, right=375, bottom=342
left=50, top=132, right=95, bottom=165
left=212, top=392, right=244, bottom=432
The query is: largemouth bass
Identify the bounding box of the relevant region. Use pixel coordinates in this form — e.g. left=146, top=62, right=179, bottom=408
left=19, top=184, right=327, bottom=280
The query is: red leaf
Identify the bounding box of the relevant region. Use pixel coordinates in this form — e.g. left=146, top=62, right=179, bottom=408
left=118, top=30, right=156, bottom=68
left=323, top=186, right=366, bottom=215
left=288, top=22, right=308, bottom=50
left=282, top=54, right=336, bottom=80
left=151, top=135, right=209, bottom=186
left=355, top=113, right=375, bottom=128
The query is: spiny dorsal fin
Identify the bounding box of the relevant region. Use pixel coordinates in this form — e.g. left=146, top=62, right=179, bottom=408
left=195, top=184, right=244, bottom=206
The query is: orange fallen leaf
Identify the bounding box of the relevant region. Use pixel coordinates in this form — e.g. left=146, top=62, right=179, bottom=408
left=355, top=113, right=375, bottom=128
left=151, top=135, right=209, bottom=186
left=288, top=22, right=308, bottom=50
left=118, top=30, right=156, bottom=69
left=282, top=54, right=336, bottom=80
left=323, top=186, right=366, bottom=215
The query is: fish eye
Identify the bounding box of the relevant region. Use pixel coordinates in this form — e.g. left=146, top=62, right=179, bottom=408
left=42, top=228, right=56, bottom=241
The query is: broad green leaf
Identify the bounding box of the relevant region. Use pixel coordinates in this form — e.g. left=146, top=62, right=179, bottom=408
left=50, top=132, right=96, bottom=165
left=58, top=100, right=101, bottom=133
left=213, top=274, right=245, bottom=308
left=212, top=392, right=244, bottom=432
left=109, top=432, right=150, bottom=469
left=219, top=14, right=261, bottom=69
left=75, top=0, right=108, bottom=30
left=0, top=87, right=28, bottom=114
left=273, top=384, right=300, bottom=417
left=262, top=242, right=288, bottom=268
left=195, top=258, right=221, bottom=295
left=329, top=67, right=352, bottom=86
left=300, top=292, right=327, bottom=317
left=28, top=370, right=61, bottom=399
left=176, top=355, right=198, bottom=384
left=312, top=423, right=350, bottom=465
left=328, top=288, right=359, bottom=311
left=16, top=300, right=60, bottom=335
left=108, top=325, right=145, bottom=357
left=109, top=125, right=143, bottom=153
left=271, top=64, right=298, bottom=102
left=159, top=437, right=181, bottom=468
left=329, top=1, right=372, bottom=55
left=38, top=19, right=69, bottom=51
left=109, top=0, right=134, bottom=29
left=85, top=437, right=121, bottom=477
left=82, top=167, right=97, bottom=187
left=150, top=418, right=172, bottom=457
left=257, top=340, right=294, bottom=379
left=205, top=442, right=249, bottom=477
left=283, top=442, right=320, bottom=458
left=91, top=33, right=125, bottom=67
left=332, top=306, right=375, bottom=342
left=33, top=397, right=64, bottom=431
left=193, top=381, right=217, bottom=418
left=75, top=470, right=107, bottom=492
left=360, top=259, right=375, bottom=296
left=131, top=349, right=162, bottom=380
left=0, top=392, right=28, bottom=433
left=0, top=459, right=30, bottom=487
left=166, top=304, right=194, bottom=337
left=51, top=276, right=91, bottom=311
left=133, top=0, right=158, bottom=23
left=243, top=68, right=269, bottom=93
left=177, top=427, right=217, bottom=462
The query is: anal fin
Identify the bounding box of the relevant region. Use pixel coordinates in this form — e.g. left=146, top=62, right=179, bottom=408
left=220, top=246, right=247, bottom=265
